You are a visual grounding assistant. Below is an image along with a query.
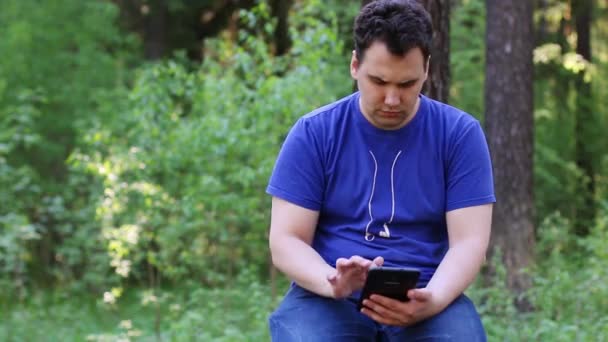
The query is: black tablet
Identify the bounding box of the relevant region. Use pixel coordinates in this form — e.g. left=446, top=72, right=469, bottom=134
left=357, top=266, right=420, bottom=310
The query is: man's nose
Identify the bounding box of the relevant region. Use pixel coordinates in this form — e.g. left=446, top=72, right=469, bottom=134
left=384, top=89, right=400, bottom=107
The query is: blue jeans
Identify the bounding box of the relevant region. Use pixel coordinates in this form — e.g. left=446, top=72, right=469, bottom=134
left=269, top=285, right=486, bottom=341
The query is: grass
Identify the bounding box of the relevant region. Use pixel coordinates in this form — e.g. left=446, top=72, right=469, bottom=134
left=0, top=276, right=283, bottom=342
left=2, top=275, right=608, bottom=342
left=1, top=289, right=157, bottom=341
left=2, top=212, right=608, bottom=342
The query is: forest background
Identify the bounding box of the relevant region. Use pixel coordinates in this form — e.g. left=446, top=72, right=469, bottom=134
left=1, top=0, right=607, bottom=341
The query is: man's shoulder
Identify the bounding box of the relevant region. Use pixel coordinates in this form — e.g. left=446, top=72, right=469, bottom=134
left=422, top=96, right=480, bottom=127
left=300, top=92, right=357, bottom=123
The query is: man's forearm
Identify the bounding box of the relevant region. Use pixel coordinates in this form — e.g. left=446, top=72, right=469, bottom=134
left=270, top=236, right=335, bottom=297
left=425, top=238, right=487, bottom=309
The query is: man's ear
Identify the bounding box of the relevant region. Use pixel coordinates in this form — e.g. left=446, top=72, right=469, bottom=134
left=425, top=55, right=431, bottom=78
left=350, top=50, right=359, bottom=79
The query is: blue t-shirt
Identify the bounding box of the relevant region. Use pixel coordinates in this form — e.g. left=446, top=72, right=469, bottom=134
left=266, top=92, right=495, bottom=286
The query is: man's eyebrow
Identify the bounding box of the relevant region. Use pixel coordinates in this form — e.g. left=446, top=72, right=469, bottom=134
left=398, top=79, right=418, bottom=85
left=368, top=74, right=386, bottom=81
left=368, top=73, right=417, bottom=84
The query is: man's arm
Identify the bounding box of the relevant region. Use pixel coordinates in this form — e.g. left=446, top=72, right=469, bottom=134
left=268, top=196, right=334, bottom=297
left=360, top=203, right=492, bottom=325
left=424, top=203, right=493, bottom=308
left=269, top=197, right=383, bottom=299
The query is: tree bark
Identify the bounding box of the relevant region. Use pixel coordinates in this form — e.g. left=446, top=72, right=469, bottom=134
left=417, top=0, right=450, bottom=103
left=270, top=0, right=293, bottom=56
left=194, top=0, right=256, bottom=60
left=484, top=0, right=535, bottom=311
left=143, top=0, right=169, bottom=60
left=573, top=0, right=595, bottom=235
left=535, top=0, right=549, bottom=45
left=113, top=0, right=257, bottom=61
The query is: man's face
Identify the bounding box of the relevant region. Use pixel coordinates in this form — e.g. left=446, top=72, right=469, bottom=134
left=351, top=42, right=428, bottom=130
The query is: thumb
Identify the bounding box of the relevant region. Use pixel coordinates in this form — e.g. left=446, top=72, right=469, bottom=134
left=408, top=288, right=432, bottom=302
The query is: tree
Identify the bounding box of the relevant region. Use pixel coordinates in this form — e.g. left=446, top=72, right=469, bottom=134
left=484, top=0, right=535, bottom=310
left=573, top=0, right=595, bottom=235
left=269, top=0, right=293, bottom=56
left=417, top=0, right=450, bottom=103
left=142, top=1, right=169, bottom=59
left=113, top=0, right=257, bottom=60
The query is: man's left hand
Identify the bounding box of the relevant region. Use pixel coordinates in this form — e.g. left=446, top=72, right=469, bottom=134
left=360, top=288, right=446, bottom=326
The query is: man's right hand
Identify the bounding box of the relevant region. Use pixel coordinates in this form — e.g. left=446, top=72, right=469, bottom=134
left=327, top=255, right=384, bottom=299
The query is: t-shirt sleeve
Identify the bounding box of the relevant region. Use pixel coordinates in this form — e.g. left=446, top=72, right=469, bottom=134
left=266, top=118, right=325, bottom=211
left=445, top=120, right=496, bottom=211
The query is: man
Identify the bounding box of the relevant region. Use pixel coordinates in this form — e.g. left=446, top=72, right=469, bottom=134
left=266, top=0, right=495, bottom=340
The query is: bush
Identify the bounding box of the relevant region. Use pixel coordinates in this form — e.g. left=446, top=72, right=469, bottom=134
left=469, top=209, right=608, bottom=341
left=67, top=1, right=351, bottom=294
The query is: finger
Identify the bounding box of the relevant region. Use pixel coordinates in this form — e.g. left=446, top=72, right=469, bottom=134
left=335, top=257, right=350, bottom=268
left=369, top=294, right=403, bottom=309
left=335, top=259, right=357, bottom=273
left=371, top=256, right=384, bottom=268
left=360, top=307, right=393, bottom=325
left=407, top=288, right=432, bottom=302
left=363, top=298, right=392, bottom=316
left=361, top=300, right=402, bottom=326
left=349, top=255, right=372, bottom=268
left=336, top=256, right=369, bottom=276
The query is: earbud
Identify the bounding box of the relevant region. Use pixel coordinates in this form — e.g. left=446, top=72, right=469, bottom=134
left=379, top=223, right=391, bottom=238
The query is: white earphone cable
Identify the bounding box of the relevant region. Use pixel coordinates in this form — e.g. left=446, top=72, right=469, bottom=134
left=365, top=150, right=402, bottom=241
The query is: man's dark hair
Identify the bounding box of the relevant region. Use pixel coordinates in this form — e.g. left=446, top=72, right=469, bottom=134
left=354, top=0, right=433, bottom=62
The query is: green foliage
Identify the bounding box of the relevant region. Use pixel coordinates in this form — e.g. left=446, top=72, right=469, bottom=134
left=469, top=209, right=608, bottom=341
left=1, top=0, right=607, bottom=340
left=0, top=0, right=136, bottom=168
left=0, top=276, right=282, bottom=341
left=533, top=44, right=606, bottom=226
left=452, top=0, right=608, bottom=227
left=0, top=291, right=124, bottom=341
left=66, top=1, right=350, bottom=294
left=534, top=144, right=588, bottom=221
left=450, top=0, right=485, bottom=119
left=0, top=91, right=44, bottom=295
left=164, top=271, right=280, bottom=341
left=0, top=0, right=138, bottom=292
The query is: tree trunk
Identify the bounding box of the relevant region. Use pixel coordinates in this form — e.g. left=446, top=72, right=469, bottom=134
left=270, top=0, right=293, bottom=56
left=535, top=0, right=549, bottom=45
left=484, top=0, right=535, bottom=311
left=573, top=0, right=595, bottom=235
left=143, top=1, right=169, bottom=60
left=417, top=0, right=450, bottom=103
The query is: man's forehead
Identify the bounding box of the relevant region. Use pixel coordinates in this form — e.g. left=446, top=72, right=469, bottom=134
left=360, top=46, right=424, bottom=63
left=361, top=42, right=424, bottom=59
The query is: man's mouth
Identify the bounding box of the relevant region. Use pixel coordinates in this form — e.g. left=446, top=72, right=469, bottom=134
left=379, top=110, right=401, bottom=117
